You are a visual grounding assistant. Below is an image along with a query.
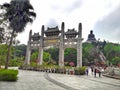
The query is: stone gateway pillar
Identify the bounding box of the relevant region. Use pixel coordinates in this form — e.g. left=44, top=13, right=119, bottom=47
left=24, top=30, right=32, bottom=65
left=38, top=25, right=44, bottom=65
left=59, top=22, right=65, bottom=67
left=25, top=46, right=31, bottom=64
left=77, top=23, right=82, bottom=67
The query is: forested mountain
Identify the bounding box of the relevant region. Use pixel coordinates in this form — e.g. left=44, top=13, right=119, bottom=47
left=0, top=42, right=120, bottom=66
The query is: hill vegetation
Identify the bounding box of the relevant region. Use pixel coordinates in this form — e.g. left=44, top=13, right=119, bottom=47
left=0, top=42, right=120, bottom=67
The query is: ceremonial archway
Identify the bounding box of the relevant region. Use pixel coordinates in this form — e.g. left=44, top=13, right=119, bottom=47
left=24, top=22, right=83, bottom=67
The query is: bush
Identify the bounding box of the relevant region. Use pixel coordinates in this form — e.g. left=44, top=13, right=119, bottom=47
left=74, top=66, right=86, bottom=75
left=79, top=66, right=86, bottom=75
left=9, top=59, right=19, bottom=66
left=111, top=57, right=120, bottom=66
left=30, top=62, right=37, bottom=67
left=0, top=69, right=18, bottom=81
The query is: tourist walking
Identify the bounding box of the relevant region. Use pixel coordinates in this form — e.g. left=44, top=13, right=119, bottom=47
left=90, top=65, right=94, bottom=75
left=94, top=66, right=97, bottom=77
left=98, top=67, right=102, bottom=77
left=94, top=66, right=102, bottom=77
left=85, top=67, right=89, bottom=76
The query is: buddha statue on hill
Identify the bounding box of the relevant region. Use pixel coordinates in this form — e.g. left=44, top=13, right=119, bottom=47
left=87, top=30, right=96, bottom=42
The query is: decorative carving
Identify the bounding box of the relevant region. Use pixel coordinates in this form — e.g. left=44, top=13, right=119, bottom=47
left=65, top=28, right=78, bottom=39
left=31, top=33, right=40, bottom=41
left=44, top=26, right=60, bottom=37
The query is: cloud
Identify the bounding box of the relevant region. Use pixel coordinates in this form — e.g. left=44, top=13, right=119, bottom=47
left=51, top=0, right=83, bottom=13
left=93, top=5, right=120, bottom=42
left=46, top=19, right=59, bottom=28
left=64, top=0, right=83, bottom=12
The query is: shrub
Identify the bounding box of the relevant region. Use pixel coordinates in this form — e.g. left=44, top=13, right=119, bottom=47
left=30, top=62, right=37, bottom=67
left=9, top=59, right=19, bottom=66
left=79, top=66, right=86, bottom=75
left=0, top=69, right=18, bottom=81
left=74, top=66, right=86, bottom=75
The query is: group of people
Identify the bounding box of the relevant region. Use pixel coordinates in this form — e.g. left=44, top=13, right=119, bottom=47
left=85, top=65, right=103, bottom=77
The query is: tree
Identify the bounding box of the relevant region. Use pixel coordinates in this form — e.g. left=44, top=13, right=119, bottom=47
left=2, top=0, right=36, bottom=69
left=43, top=52, right=51, bottom=62
left=111, top=57, right=120, bottom=66
left=31, top=51, right=38, bottom=62
left=82, top=42, right=94, bottom=65
left=14, top=44, right=27, bottom=57
left=0, top=28, right=4, bottom=43
left=104, top=43, right=120, bottom=65
left=45, top=48, right=59, bottom=63
left=0, top=44, right=7, bottom=65
left=64, top=48, right=77, bottom=65
left=30, top=51, right=52, bottom=64
left=0, top=5, right=5, bottom=44
left=0, top=4, right=14, bottom=44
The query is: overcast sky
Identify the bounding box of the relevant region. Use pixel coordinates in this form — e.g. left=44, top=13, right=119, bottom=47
left=0, top=0, right=120, bottom=44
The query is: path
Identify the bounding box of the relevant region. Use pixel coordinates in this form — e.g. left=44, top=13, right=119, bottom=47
left=0, top=69, right=120, bottom=90
left=47, top=68, right=120, bottom=90
left=0, top=70, right=65, bottom=90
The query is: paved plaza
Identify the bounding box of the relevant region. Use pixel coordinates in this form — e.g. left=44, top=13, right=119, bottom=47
left=0, top=70, right=66, bottom=90
left=48, top=72, right=120, bottom=90
left=0, top=69, right=120, bottom=90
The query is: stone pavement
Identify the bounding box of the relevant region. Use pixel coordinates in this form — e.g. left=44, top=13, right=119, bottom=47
left=47, top=69, right=120, bottom=90
left=0, top=68, right=120, bottom=90
left=0, top=70, right=66, bottom=90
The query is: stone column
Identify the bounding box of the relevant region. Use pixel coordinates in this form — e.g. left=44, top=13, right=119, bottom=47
left=77, top=23, right=82, bottom=67
left=24, top=30, right=32, bottom=65
left=38, top=25, right=44, bottom=65
left=59, top=22, right=64, bottom=67
left=25, top=47, right=31, bottom=64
